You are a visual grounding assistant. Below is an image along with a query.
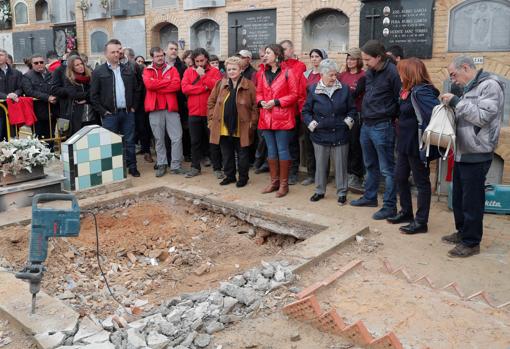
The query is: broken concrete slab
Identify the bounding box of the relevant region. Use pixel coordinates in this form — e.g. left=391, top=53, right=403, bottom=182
left=56, top=343, right=115, bottom=349
left=73, top=317, right=103, bottom=344
left=0, top=272, right=80, bottom=349
left=79, top=330, right=110, bottom=345
left=34, top=331, right=65, bottom=349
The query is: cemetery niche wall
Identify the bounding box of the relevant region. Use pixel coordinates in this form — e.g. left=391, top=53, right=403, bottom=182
left=12, top=30, right=54, bottom=63
left=359, top=0, right=435, bottom=59
left=83, top=0, right=111, bottom=21
left=448, top=0, right=510, bottom=52
left=157, top=22, right=179, bottom=49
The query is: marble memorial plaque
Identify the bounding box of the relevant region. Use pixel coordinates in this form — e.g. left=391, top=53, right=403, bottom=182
left=113, top=18, right=146, bottom=56
left=184, top=0, right=225, bottom=11
left=12, top=30, right=54, bottom=63
left=14, top=2, right=28, bottom=24
left=0, top=33, right=13, bottom=57
left=449, top=0, right=510, bottom=52
left=228, top=10, right=277, bottom=58
left=90, top=30, right=108, bottom=54
left=111, top=0, right=145, bottom=16
left=190, top=20, right=220, bottom=56
left=152, top=0, right=178, bottom=8
left=85, top=0, right=111, bottom=20
left=49, top=0, right=75, bottom=24
left=360, top=0, right=435, bottom=59
left=302, top=10, right=349, bottom=53
left=159, top=23, right=178, bottom=49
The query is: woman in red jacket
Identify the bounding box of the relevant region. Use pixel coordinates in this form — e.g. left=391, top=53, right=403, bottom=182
left=257, top=44, right=299, bottom=198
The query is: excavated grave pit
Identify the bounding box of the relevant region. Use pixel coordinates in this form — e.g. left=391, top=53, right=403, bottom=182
left=0, top=190, right=311, bottom=321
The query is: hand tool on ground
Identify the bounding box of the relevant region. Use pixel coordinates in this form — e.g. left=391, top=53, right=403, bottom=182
left=15, top=193, right=80, bottom=314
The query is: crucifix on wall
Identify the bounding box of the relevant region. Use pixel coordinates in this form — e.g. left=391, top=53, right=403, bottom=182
left=230, top=19, right=243, bottom=53
left=366, top=8, right=381, bottom=40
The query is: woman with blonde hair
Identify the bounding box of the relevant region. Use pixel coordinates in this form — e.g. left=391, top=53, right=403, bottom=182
left=63, top=55, right=96, bottom=134
left=208, top=56, right=258, bottom=187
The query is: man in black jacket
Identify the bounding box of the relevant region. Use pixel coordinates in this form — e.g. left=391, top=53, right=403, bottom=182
left=90, top=39, right=141, bottom=177
left=22, top=54, right=57, bottom=140
left=350, top=40, right=401, bottom=220
left=0, top=49, right=23, bottom=140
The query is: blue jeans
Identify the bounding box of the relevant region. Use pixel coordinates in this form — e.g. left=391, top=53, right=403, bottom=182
left=360, top=121, right=396, bottom=208
left=102, top=111, right=136, bottom=170
left=453, top=160, right=492, bottom=247
left=262, top=130, right=292, bottom=160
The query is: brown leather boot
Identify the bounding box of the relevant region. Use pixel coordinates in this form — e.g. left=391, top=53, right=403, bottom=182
left=262, top=159, right=280, bottom=194
left=276, top=160, right=291, bottom=198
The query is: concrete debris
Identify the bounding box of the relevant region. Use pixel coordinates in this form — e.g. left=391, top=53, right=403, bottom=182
left=290, top=331, right=301, bottom=342
left=61, top=261, right=294, bottom=349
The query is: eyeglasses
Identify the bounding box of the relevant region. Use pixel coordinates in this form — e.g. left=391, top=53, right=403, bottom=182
left=33, top=61, right=45, bottom=65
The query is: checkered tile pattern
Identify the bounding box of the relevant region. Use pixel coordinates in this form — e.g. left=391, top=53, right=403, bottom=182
left=62, top=125, right=126, bottom=191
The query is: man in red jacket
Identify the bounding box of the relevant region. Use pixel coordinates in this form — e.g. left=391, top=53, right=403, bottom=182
left=143, top=47, right=186, bottom=177
left=181, top=48, right=223, bottom=178
left=280, top=40, right=307, bottom=185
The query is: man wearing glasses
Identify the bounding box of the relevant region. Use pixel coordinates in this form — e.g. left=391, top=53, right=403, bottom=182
left=22, top=54, right=58, bottom=140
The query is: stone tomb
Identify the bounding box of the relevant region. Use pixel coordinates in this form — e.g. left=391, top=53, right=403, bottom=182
left=228, top=9, right=277, bottom=58
left=111, top=0, right=145, bottom=17
left=113, top=18, right=146, bottom=57
left=84, top=0, right=111, bottom=21
left=159, top=23, right=178, bottom=50
left=359, top=0, right=435, bottom=59
left=12, top=30, right=54, bottom=63
left=62, top=125, right=126, bottom=191
left=90, top=30, right=109, bottom=54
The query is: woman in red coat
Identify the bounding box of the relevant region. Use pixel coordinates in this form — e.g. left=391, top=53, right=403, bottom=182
left=257, top=44, right=299, bottom=198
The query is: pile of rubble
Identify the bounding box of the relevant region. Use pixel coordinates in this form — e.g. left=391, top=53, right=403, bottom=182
left=60, top=261, right=295, bottom=349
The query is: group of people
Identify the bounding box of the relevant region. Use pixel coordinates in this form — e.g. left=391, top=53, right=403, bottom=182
left=0, top=37, right=504, bottom=258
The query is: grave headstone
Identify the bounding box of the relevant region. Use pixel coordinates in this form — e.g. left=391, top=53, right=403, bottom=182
left=84, top=0, right=111, bottom=20
left=159, top=23, right=178, bottom=49
left=111, top=0, right=145, bottom=17
left=49, top=0, right=75, bottom=24
left=190, top=20, right=220, bottom=56
left=228, top=9, right=277, bottom=58
left=302, top=10, right=349, bottom=53
left=113, top=18, right=146, bottom=57
left=90, top=30, right=108, bottom=54
left=449, top=0, right=510, bottom=52
left=184, top=0, right=225, bottom=11
left=12, top=30, right=54, bottom=63
left=359, top=0, right=435, bottom=59
left=0, top=33, right=13, bottom=57
left=14, top=2, right=28, bottom=24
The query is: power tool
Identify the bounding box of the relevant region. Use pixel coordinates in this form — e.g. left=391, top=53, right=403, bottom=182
left=16, top=193, right=81, bottom=314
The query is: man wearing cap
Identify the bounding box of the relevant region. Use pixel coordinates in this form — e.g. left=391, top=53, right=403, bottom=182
left=238, top=50, right=258, bottom=85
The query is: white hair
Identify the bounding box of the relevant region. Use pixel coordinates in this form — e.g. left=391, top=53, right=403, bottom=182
left=453, top=55, right=476, bottom=70
left=318, top=59, right=339, bottom=75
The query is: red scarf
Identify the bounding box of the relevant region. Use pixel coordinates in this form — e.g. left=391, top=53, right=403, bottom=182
left=74, top=73, right=90, bottom=84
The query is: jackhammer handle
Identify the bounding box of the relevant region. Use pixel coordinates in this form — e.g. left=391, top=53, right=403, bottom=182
left=32, top=193, right=79, bottom=211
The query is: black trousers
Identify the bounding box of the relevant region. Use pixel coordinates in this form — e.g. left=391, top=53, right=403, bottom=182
left=220, top=136, right=250, bottom=181
left=348, top=113, right=364, bottom=178
left=189, top=116, right=221, bottom=171
left=289, top=116, right=301, bottom=175
left=394, top=153, right=431, bottom=224
left=254, top=129, right=267, bottom=167
left=453, top=160, right=492, bottom=247
left=135, top=108, right=152, bottom=154
left=303, top=126, right=316, bottom=178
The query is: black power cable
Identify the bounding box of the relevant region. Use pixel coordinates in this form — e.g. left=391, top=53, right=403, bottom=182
left=84, top=210, right=129, bottom=313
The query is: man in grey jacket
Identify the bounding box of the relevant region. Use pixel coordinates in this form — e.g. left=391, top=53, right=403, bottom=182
left=441, top=55, right=504, bottom=258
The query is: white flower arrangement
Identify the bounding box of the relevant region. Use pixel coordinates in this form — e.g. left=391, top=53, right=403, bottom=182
left=0, top=3, right=11, bottom=23
left=0, top=138, right=53, bottom=177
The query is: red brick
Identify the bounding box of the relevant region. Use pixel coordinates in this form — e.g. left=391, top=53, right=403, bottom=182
left=314, top=309, right=346, bottom=335
left=369, top=332, right=404, bottom=349
left=341, top=320, right=374, bottom=346
left=282, top=294, right=322, bottom=321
